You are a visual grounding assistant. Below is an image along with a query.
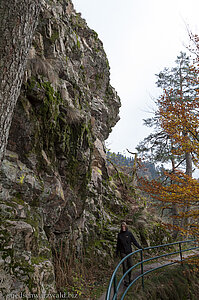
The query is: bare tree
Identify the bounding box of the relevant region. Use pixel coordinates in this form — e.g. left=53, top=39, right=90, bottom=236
left=0, top=0, right=41, bottom=163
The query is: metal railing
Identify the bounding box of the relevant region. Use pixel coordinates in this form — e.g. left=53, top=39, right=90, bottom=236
left=105, top=239, right=199, bottom=300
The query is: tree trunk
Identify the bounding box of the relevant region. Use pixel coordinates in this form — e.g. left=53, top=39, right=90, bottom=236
left=179, top=61, right=192, bottom=232
left=183, top=151, right=192, bottom=234
left=185, top=151, right=192, bottom=177
left=0, top=0, right=41, bottom=163
left=170, top=157, right=179, bottom=239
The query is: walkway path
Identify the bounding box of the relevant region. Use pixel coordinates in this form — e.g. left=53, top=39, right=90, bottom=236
left=98, top=250, right=199, bottom=300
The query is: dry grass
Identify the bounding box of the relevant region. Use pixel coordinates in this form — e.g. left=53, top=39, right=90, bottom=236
left=52, top=240, right=114, bottom=299
left=125, top=264, right=199, bottom=300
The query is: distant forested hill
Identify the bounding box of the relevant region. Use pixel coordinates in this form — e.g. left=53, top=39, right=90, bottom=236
left=106, top=150, right=159, bottom=180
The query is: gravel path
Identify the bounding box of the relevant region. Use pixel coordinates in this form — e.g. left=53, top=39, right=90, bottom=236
left=98, top=250, right=199, bottom=300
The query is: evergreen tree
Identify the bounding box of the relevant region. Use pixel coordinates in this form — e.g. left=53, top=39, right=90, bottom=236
left=138, top=51, right=199, bottom=239
left=137, top=52, right=198, bottom=174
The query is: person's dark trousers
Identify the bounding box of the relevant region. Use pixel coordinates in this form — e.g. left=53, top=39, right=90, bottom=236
left=121, top=253, right=133, bottom=285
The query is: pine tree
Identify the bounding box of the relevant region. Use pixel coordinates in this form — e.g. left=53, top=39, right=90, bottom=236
left=137, top=52, right=198, bottom=174
left=138, top=52, right=199, bottom=240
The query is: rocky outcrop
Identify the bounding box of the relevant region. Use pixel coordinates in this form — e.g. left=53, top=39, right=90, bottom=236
left=0, top=0, right=121, bottom=298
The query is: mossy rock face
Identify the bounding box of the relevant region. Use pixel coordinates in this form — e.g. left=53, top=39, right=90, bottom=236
left=1, top=0, right=122, bottom=296
left=1, top=0, right=168, bottom=297
left=0, top=152, right=56, bottom=297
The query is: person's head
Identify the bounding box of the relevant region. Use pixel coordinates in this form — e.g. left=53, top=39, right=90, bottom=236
left=121, top=221, right=127, bottom=232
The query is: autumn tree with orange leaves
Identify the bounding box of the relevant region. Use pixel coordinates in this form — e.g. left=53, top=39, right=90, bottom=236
left=137, top=51, right=199, bottom=240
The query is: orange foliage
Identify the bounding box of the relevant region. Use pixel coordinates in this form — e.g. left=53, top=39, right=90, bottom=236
left=139, top=170, right=199, bottom=237
left=158, top=87, right=199, bottom=162
left=138, top=36, right=199, bottom=240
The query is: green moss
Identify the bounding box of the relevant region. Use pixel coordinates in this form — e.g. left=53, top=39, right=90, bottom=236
left=95, top=73, right=104, bottom=89
left=70, top=14, right=86, bottom=31
left=25, top=77, right=95, bottom=196
left=105, top=85, right=115, bottom=98
left=25, top=211, right=40, bottom=239
left=75, top=33, right=81, bottom=49
left=50, top=30, right=59, bottom=43
left=93, top=239, right=109, bottom=249
left=32, top=80, right=63, bottom=159
left=26, top=76, right=37, bottom=90
left=0, top=230, right=13, bottom=251
left=31, top=256, right=48, bottom=265
left=105, top=58, right=110, bottom=69
left=91, top=30, right=98, bottom=40
left=18, top=174, right=25, bottom=184
left=95, top=73, right=103, bottom=82
left=2, top=248, right=14, bottom=260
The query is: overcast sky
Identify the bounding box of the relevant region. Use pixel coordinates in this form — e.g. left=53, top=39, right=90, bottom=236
left=72, top=0, right=199, bottom=156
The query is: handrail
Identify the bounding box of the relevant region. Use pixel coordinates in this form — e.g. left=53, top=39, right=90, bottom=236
left=106, top=249, right=141, bottom=300
left=105, top=239, right=199, bottom=300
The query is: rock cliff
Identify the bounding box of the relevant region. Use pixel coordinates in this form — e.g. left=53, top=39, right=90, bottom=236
left=0, top=0, right=122, bottom=298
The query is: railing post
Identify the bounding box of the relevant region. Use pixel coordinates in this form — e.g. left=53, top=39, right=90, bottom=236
left=179, top=242, right=183, bottom=263
left=113, top=275, right=117, bottom=300
left=140, top=249, right=144, bottom=290
left=194, top=236, right=197, bottom=247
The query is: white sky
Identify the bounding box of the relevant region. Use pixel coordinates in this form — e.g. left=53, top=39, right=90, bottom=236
left=72, top=0, right=199, bottom=156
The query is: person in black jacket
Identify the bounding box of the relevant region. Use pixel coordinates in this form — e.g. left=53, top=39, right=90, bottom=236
left=116, top=221, right=143, bottom=286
